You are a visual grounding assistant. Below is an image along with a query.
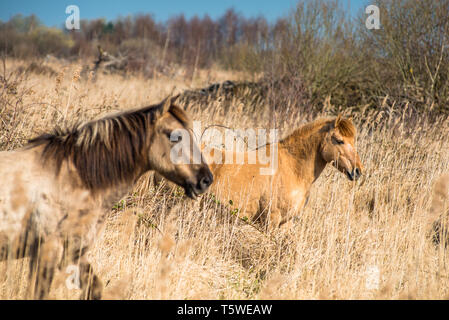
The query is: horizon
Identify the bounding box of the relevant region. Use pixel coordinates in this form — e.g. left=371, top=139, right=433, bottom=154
left=0, top=0, right=369, bottom=27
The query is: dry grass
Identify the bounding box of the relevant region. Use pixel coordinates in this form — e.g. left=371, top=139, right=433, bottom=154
left=2, top=59, right=449, bottom=299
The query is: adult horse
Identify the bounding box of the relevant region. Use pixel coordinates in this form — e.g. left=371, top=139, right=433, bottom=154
left=0, top=97, right=213, bottom=299
left=208, top=115, right=363, bottom=228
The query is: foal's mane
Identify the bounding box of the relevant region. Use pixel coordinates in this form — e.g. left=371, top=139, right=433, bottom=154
left=279, top=116, right=356, bottom=158
left=282, top=116, right=356, bottom=141
left=28, top=102, right=190, bottom=191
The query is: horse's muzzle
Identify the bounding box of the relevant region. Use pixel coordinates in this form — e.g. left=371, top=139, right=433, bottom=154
left=185, top=168, right=213, bottom=199
left=346, top=167, right=362, bottom=181
left=198, top=172, right=213, bottom=191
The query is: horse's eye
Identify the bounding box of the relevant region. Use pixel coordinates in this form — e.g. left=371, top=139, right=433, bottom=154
left=333, top=137, right=344, bottom=145
left=167, top=131, right=182, bottom=142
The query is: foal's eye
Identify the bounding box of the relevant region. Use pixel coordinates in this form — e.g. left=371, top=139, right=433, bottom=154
left=333, top=137, right=344, bottom=145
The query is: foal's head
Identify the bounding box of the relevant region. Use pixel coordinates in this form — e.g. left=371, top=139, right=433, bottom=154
left=149, top=98, right=213, bottom=199
left=320, top=115, right=363, bottom=181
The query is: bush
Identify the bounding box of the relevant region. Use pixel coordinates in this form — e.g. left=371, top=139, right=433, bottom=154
left=0, top=14, right=73, bottom=58
left=359, top=0, right=449, bottom=111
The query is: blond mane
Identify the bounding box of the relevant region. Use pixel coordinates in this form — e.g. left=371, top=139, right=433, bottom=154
left=335, top=116, right=356, bottom=138
left=278, top=116, right=356, bottom=161
left=281, top=116, right=355, bottom=141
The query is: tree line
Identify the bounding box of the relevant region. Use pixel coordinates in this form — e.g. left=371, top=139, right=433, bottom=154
left=2, top=0, right=449, bottom=113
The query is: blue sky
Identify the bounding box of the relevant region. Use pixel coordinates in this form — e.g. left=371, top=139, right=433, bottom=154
left=0, top=0, right=369, bottom=27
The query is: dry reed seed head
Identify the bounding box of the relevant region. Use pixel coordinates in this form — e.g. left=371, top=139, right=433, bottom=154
left=323, top=95, right=333, bottom=112
left=72, top=66, right=82, bottom=82
left=55, top=67, right=68, bottom=90
left=87, top=71, right=94, bottom=82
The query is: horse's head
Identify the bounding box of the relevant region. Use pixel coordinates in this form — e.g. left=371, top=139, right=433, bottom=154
left=320, top=115, right=363, bottom=181
left=149, top=97, right=213, bottom=199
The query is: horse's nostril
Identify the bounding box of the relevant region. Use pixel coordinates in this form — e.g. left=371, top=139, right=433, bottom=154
left=355, top=168, right=361, bottom=176
left=200, top=175, right=212, bottom=189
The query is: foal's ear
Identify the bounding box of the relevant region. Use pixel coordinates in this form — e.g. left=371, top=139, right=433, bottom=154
left=334, top=114, right=342, bottom=127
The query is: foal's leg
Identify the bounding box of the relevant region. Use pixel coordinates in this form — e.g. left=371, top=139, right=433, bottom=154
left=28, top=236, right=63, bottom=299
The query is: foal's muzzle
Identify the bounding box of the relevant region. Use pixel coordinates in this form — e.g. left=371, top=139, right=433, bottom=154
left=346, top=167, right=362, bottom=181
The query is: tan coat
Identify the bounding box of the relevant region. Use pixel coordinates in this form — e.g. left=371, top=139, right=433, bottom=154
left=208, top=116, right=363, bottom=228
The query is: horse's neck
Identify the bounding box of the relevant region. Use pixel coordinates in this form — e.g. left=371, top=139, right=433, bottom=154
left=84, top=163, right=147, bottom=210
left=279, top=131, right=327, bottom=187
left=99, top=182, right=135, bottom=210
left=96, top=172, right=146, bottom=209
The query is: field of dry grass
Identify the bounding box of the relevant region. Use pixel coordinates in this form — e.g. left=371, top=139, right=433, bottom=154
left=2, top=59, right=449, bottom=299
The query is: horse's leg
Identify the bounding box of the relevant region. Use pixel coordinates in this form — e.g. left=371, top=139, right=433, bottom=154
left=28, top=236, right=63, bottom=299
left=0, top=227, right=37, bottom=261
left=278, top=217, right=296, bottom=230
left=63, top=238, right=103, bottom=300
left=78, top=259, right=103, bottom=300
left=0, top=232, right=9, bottom=261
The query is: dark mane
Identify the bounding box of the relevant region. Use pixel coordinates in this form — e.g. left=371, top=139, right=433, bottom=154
left=28, top=103, right=190, bottom=191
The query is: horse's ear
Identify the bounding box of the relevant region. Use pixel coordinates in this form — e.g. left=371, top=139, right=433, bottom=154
left=162, top=96, right=171, bottom=113
left=154, top=95, right=172, bottom=120
left=335, top=114, right=342, bottom=127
